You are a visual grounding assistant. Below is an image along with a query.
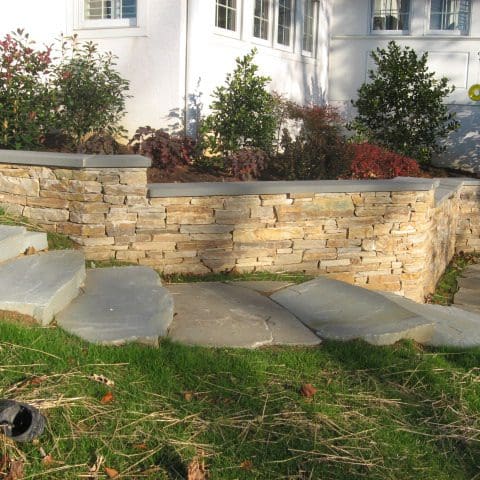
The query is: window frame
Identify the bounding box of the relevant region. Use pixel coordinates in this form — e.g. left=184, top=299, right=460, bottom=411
left=370, top=0, right=412, bottom=35
left=301, top=0, right=317, bottom=57
left=426, top=0, right=471, bottom=36
left=79, top=0, right=138, bottom=29
left=252, top=0, right=273, bottom=46
left=274, top=0, right=295, bottom=52
left=214, top=0, right=242, bottom=39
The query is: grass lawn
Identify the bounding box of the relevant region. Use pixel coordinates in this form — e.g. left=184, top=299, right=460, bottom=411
left=0, top=315, right=479, bottom=479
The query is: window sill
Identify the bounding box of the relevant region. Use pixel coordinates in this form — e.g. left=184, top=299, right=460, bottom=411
left=213, top=27, right=241, bottom=40
left=370, top=30, right=410, bottom=35
left=73, top=25, right=148, bottom=38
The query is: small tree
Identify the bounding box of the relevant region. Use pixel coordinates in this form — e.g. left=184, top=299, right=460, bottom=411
left=202, top=49, right=277, bottom=155
left=53, top=36, right=130, bottom=151
left=351, top=41, right=459, bottom=164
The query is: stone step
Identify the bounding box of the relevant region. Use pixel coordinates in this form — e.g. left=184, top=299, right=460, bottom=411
left=166, top=282, right=321, bottom=348
left=271, top=278, right=435, bottom=346
left=0, top=225, right=48, bottom=264
left=381, top=292, right=480, bottom=348
left=56, top=267, right=174, bottom=346
left=0, top=250, right=85, bottom=325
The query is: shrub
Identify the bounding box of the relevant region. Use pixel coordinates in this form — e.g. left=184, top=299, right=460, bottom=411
left=226, top=147, right=268, bottom=180
left=349, top=143, right=421, bottom=179
left=351, top=41, right=459, bottom=165
left=0, top=29, right=54, bottom=150
left=272, top=104, right=352, bottom=180
left=52, top=36, right=130, bottom=151
left=129, top=127, right=195, bottom=170
left=202, top=49, right=277, bottom=155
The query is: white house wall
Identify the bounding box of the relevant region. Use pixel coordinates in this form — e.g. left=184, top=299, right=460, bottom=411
left=0, top=0, right=185, bottom=136
left=185, top=0, right=331, bottom=134
left=329, top=0, right=480, bottom=171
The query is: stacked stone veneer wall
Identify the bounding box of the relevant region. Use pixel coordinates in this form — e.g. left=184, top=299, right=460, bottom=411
left=0, top=154, right=479, bottom=303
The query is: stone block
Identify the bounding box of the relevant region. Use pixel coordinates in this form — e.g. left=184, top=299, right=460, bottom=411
left=0, top=176, right=39, bottom=196
left=70, top=201, right=109, bottom=214
left=23, top=206, right=69, bottom=222
left=106, top=221, right=136, bottom=237
left=70, top=212, right=106, bottom=224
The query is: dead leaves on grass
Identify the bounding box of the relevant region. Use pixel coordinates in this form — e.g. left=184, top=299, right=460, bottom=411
left=0, top=456, right=24, bottom=480
left=100, top=391, right=114, bottom=404
left=300, top=383, right=317, bottom=398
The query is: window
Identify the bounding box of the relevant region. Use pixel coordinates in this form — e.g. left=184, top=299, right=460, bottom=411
left=254, top=0, right=270, bottom=40
left=429, top=0, right=471, bottom=33
left=371, top=0, right=410, bottom=31
left=85, top=0, right=136, bottom=21
left=302, top=0, right=315, bottom=53
left=277, top=0, right=293, bottom=46
left=216, top=0, right=237, bottom=31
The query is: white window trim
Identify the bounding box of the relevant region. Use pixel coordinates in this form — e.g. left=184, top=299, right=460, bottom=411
left=425, top=0, right=471, bottom=36
left=301, top=0, right=318, bottom=58
left=74, top=0, right=147, bottom=37
left=274, top=0, right=295, bottom=52
left=369, top=0, right=411, bottom=35
left=214, top=0, right=242, bottom=40
left=251, top=0, right=274, bottom=47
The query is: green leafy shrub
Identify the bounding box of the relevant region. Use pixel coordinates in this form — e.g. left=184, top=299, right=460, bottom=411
left=0, top=29, right=55, bottom=150
left=52, top=36, right=130, bottom=151
left=129, top=126, right=195, bottom=170
left=270, top=103, right=352, bottom=180
left=202, top=49, right=277, bottom=155
left=351, top=41, right=459, bottom=165
left=349, top=143, right=421, bottom=179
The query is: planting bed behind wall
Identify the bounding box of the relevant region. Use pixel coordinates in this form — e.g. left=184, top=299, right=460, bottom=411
left=0, top=149, right=479, bottom=303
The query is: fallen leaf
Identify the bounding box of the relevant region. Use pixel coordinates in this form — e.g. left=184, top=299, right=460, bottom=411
left=134, top=443, right=147, bottom=450
left=105, top=467, right=119, bottom=478
left=300, top=383, right=317, bottom=398
left=187, top=457, right=207, bottom=480
left=183, top=391, right=194, bottom=402
left=30, top=376, right=46, bottom=386
left=100, top=391, right=114, bottom=404
left=240, top=460, right=253, bottom=470
left=24, top=246, right=36, bottom=256
left=5, top=460, right=24, bottom=480
left=41, top=455, right=53, bottom=467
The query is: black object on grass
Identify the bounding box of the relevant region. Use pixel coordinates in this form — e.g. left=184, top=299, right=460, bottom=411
left=0, top=400, right=45, bottom=442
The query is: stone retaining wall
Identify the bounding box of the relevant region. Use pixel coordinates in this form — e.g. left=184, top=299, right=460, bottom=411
left=0, top=150, right=479, bottom=303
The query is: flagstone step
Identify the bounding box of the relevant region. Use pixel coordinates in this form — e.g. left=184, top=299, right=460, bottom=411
left=166, top=282, right=321, bottom=348
left=271, top=278, right=435, bottom=346
left=0, top=250, right=85, bottom=325
left=0, top=225, right=48, bottom=264
left=56, top=267, right=174, bottom=346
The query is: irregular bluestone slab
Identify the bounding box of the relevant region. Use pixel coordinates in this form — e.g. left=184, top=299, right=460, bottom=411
left=57, top=267, right=173, bottom=346
left=166, top=282, right=321, bottom=348
left=0, top=250, right=85, bottom=325
left=271, top=278, right=435, bottom=345
left=382, top=292, right=480, bottom=347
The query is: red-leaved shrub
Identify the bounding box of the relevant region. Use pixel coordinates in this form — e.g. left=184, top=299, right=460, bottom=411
left=129, top=127, right=195, bottom=170
left=349, top=143, right=421, bottom=179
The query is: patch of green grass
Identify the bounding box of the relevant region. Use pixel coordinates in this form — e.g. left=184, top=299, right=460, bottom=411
left=1, top=314, right=480, bottom=479
left=162, top=271, right=313, bottom=284
left=0, top=208, right=76, bottom=251
left=430, top=253, right=480, bottom=305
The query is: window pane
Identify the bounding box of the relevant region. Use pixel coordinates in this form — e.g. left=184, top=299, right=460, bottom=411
left=254, top=0, right=269, bottom=40
left=216, top=0, right=237, bottom=31
left=372, top=0, right=410, bottom=30
left=303, top=0, right=314, bottom=52
left=85, top=0, right=136, bottom=20
left=277, top=0, right=292, bottom=46
left=430, top=0, right=471, bottom=32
